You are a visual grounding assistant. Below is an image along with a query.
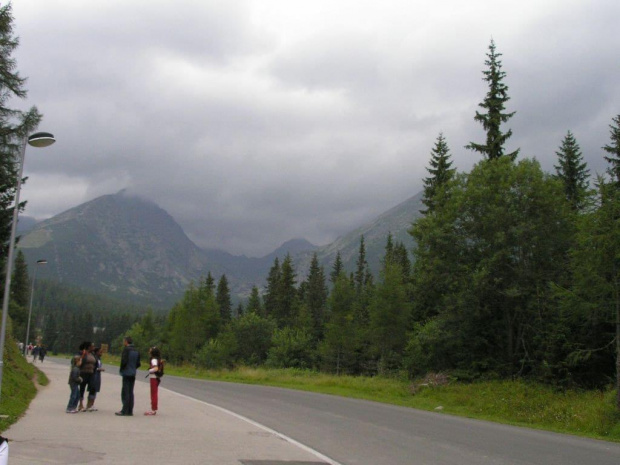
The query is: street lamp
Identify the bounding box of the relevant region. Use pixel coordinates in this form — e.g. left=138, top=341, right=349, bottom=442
left=23, top=259, right=48, bottom=356
left=0, top=131, right=55, bottom=403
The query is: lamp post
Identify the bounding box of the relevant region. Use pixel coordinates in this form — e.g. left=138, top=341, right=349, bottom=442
left=23, top=259, right=47, bottom=356
left=0, top=131, right=55, bottom=403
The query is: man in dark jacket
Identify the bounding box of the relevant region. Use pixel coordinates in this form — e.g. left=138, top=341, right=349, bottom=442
left=116, top=336, right=141, bottom=416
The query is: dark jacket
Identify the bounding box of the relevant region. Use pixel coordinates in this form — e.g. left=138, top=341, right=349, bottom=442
left=120, top=344, right=141, bottom=377
left=68, top=365, right=82, bottom=387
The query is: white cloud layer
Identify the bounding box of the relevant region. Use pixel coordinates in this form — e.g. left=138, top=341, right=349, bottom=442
left=12, top=0, right=620, bottom=256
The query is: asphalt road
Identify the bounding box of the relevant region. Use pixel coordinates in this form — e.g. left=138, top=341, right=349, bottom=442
left=155, top=374, right=620, bottom=465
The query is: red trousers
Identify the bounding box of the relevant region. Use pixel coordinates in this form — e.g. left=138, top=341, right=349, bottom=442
left=149, top=378, right=159, bottom=411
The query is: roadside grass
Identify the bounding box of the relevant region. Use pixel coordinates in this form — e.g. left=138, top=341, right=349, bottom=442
left=55, top=354, right=620, bottom=441
left=164, top=364, right=620, bottom=442
left=0, top=331, right=48, bottom=433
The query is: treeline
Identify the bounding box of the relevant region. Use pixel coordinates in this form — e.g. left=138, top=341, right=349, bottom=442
left=7, top=263, right=149, bottom=354
left=123, top=41, right=620, bottom=397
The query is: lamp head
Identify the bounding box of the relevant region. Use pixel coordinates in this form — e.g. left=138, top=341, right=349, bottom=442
left=36, top=259, right=48, bottom=265
left=28, top=132, right=55, bottom=148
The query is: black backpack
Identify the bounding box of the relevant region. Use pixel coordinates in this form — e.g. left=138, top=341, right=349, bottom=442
left=156, top=359, right=165, bottom=378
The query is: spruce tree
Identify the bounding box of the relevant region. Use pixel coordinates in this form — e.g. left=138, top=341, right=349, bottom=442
left=278, top=254, right=298, bottom=328
left=330, top=252, right=344, bottom=285
left=466, top=40, right=518, bottom=160
left=603, top=114, right=620, bottom=187
left=422, top=133, right=455, bottom=214
left=263, top=257, right=281, bottom=318
left=216, top=274, right=232, bottom=322
left=246, top=285, right=263, bottom=316
left=204, top=272, right=215, bottom=296
left=304, top=253, right=328, bottom=341
left=354, top=236, right=369, bottom=295
left=554, top=130, right=590, bottom=211
left=0, top=4, right=42, bottom=262
left=9, top=250, right=29, bottom=339
left=11, top=250, right=29, bottom=308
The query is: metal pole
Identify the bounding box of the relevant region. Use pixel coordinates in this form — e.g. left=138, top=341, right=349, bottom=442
left=24, top=260, right=46, bottom=357
left=0, top=135, right=28, bottom=403
left=24, top=265, right=37, bottom=356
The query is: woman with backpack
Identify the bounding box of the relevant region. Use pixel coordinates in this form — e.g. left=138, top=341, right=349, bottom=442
left=145, top=346, right=162, bottom=416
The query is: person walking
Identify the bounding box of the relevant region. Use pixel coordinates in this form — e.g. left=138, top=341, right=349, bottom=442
left=38, top=345, right=47, bottom=362
left=66, top=355, right=83, bottom=413
left=145, top=347, right=162, bottom=416
left=116, top=336, right=140, bottom=416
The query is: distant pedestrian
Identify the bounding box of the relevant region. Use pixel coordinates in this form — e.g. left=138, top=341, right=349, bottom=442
left=27, top=343, right=33, bottom=356
left=66, top=355, right=83, bottom=413
left=31, top=345, right=39, bottom=363
left=116, top=336, right=140, bottom=416
left=145, top=347, right=162, bottom=416
left=38, top=345, right=47, bottom=362
left=87, top=347, right=105, bottom=411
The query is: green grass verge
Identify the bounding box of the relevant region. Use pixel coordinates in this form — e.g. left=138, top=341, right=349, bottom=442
left=164, top=364, right=620, bottom=442
left=0, top=331, right=48, bottom=433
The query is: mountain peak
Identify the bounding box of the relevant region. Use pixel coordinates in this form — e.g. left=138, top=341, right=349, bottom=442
left=268, top=238, right=318, bottom=259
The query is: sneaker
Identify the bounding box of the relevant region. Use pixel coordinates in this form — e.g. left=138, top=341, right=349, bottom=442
left=144, top=411, right=157, bottom=416
left=66, top=409, right=79, bottom=414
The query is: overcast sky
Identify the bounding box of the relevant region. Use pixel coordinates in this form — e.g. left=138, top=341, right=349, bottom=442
left=11, top=0, right=620, bottom=256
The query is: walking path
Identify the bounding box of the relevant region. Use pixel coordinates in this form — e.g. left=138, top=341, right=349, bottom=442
left=4, top=359, right=330, bottom=464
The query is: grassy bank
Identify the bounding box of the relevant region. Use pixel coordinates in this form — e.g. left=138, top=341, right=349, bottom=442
left=0, top=332, right=48, bottom=433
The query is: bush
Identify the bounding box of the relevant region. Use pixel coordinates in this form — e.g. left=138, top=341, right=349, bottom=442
left=193, top=332, right=237, bottom=369
left=267, top=327, right=315, bottom=369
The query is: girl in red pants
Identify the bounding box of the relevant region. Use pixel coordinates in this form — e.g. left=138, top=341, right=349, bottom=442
left=145, top=347, right=162, bottom=416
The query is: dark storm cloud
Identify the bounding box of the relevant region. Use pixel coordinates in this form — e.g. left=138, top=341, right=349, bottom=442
left=11, top=0, right=620, bottom=256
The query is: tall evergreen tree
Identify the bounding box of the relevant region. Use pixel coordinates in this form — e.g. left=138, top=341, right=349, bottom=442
left=11, top=250, right=29, bottom=308
left=603, top=114, right=620, bottom=187
left=558, top=179, right=620, bottom=399
left=330, top=252, right=344, bottom=285
left=304, top=253, right=328, bottom=342
left=422, top=133, right=455, bottom=214
left=9, top=250, right=29, bottom=338
left=204, top=272, right=216, bottom=295
left=263, top=257, right=281, bottom=318
left=216, top=274, right=232, bottom=322
left=246, top=285, right=263, bottom=316
left=466, top=40, right=518, bottom=161
left=394, top=241, right=412, bottom=282
left=554, top=131, right=590, bottom=211
left=0, top=4, right=42, bottom=264
left=277, top=254, right=298, bottom=328
left=410, top=158, right=572, bottom=378
left=369, top=260, right=411, bottom=373
left=354, top=236, right=371, bottom=296
left=321, top=273, right=357, bottom=375
left=384, top=233, right=395, bottom=265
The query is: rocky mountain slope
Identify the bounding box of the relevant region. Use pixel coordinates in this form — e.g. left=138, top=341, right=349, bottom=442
left=18, top=190, right=424, bottom=308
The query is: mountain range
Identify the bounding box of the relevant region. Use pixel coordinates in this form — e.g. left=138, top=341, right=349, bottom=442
left=17, top=190, right=424, bottom=308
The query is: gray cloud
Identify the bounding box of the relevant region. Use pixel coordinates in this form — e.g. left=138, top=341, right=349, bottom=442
left=12, top=0, right=620, bottom=256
